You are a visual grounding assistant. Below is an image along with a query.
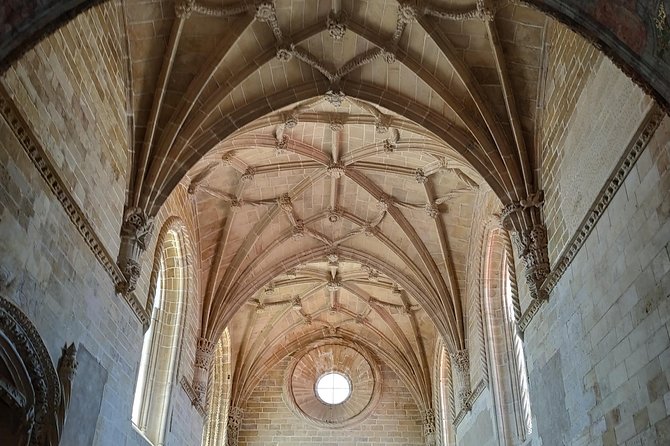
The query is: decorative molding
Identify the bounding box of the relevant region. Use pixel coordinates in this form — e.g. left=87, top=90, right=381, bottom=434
left=0, top=294, right=77, bottom=446
left=179, top=376, right=206, bottom=417
left=453, top=379, right=487, bottom=427
left=518, top=104, right=665, bottom=333
left=0, top=85, right=149, bottom=327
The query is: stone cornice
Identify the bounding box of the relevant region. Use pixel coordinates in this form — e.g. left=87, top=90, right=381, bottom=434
left=0, top=84, right=149, bottom=328
left=519, top=103, right=665, bottom=333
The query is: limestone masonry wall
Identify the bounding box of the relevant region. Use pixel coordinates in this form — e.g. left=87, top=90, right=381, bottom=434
left=238, top=357, right=425, bottom=446
left=525, top=116, right=670, bottom=444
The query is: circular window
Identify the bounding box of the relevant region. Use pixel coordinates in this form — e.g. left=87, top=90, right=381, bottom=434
left=315, top=372, right=351, bottom=405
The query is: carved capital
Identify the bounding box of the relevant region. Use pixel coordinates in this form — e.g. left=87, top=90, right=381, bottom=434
left=116, top=207, right=153, bottom=294
left=514, top=223, right=550, bottom=300
left=500, top=190, right=544, bottom=230
left=195, top=337, right=216, bottom=370
left=421, top=408, right=436, bottom=445
left=121, top=207, right=154, bottom=252
left=451, top=349, right=469, bottom=376
left=226, top=406, right=244, bottom=446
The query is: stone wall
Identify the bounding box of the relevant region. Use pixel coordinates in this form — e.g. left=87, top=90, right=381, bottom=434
left=0, top=3, right=204, bottom=445
left=238, top=357, right=425, bottom=446
left=540, top=22, right=653, bottom=267
left=455, top=388, right=498, bottom=446
left=524, top=115, right=670, bottom=445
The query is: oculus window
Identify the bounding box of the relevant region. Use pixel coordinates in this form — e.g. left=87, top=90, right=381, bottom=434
left=315, top=372, right=351, bottom=405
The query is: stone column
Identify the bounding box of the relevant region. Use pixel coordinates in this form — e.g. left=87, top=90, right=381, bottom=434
left=421, top=408, right=437, bottom=446
left=226, top=406, right=244, bottom=446
left=193, top=337, right=216, bottom=404
left=116, top=207, right=154, bottom=295
left=451, top=349, right=472, bottom=412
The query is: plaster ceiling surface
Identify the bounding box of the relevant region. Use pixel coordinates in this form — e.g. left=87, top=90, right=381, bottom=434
left=126, top=0, right=548, bottom=409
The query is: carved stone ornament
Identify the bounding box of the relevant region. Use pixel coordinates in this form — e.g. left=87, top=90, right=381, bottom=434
left=275, top=134, right=289, bottom=154
left=375, top=117, right=391, bottom=134
left=326, top=279, right=341, bottom=292
left=325, top=88, right=346, bottom=107
left=450, top=349, right=472, bottom=412
left=240, top=167, right=256, bottom=183
left=254, top=2, right=276, bottom=22
left=398, top=2, right=419, bottom=23
left=116, top=208, right=154, bottom=294
left=0, top=294, right=76, bottom=446
left=514, top=223, right=550, bottom=300
left=292, top=220, right=305, bottom=239
left=382, top=47, right=397, bottom=64
left=500, top=190, right=544, bottom=230
left=226, top=406, right=244, bottom=446
left=221, top=151, right=235, bottom=165
left=424, top=203, right=439, bottom=219
left=326, top=162, right=345, bottom=178
left=284, top=113, right=299, bottom=128
left=276, top=44, right=293, bottom=61
left=277, top=193, right=293, bottom=213
left=175, top=0, right=196, bottom=18
left=414, top=168, right=428, bottom=184
left=377, top=195, right=393, bottom=212
left=327, top=207, right=342, bottom=223
left=192, top=337, right=216, bottom=402
left=422, top=408, right=437, bottom=446
left=327, top=11, right=347, bottom=40
left=329, top=118, right=344, bottom=132
left=383, top=139, right=395, bottom=153
left=327, top=251, right=339, bottom=266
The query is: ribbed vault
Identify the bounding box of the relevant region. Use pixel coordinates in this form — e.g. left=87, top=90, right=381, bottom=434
left=118, top=0, right=553, bottom=424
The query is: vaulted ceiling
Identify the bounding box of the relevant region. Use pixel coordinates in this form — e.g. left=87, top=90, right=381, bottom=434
left=124, top=0, right=548, bottom=409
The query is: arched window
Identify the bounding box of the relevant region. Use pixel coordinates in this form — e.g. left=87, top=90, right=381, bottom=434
left=202, top=331, right=231, bottom=446
left=132, top=228, right=187, bottom=444
left=483, top=228, right=532, bottom=443
left=438, top=348, right=456, bottom=445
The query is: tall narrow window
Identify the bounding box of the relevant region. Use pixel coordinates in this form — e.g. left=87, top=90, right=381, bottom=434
left=483, top=229, right=532, bottom=443
left=502, top=254, right=532, bottom=436
left=438, top=348, right=455, bottom=445
left=132, top=229, right=186, bottom=444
